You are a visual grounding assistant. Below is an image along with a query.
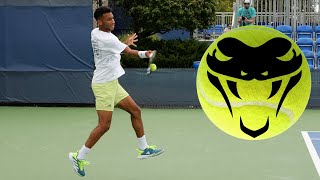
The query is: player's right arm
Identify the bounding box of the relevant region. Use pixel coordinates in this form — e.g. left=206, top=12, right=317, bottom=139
left=121, top=33, right=153, bottom=58
left=122, top=47, right=153, bottom=58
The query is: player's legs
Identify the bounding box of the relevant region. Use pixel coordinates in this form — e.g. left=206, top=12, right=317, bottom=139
left=85, top=81, right=118, bottom=148
left=84, top=110, right=113, bottom=148
left=69, top=80, right=117, bottom=176
left=117, top=96, right=144, bottom=138
left=115, top=83, right=164, bottom=159
left=113, top=81, right=145, bottom=138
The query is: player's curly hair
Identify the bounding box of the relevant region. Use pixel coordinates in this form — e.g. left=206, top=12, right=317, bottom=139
left=94, top=6, right=112, bottom=20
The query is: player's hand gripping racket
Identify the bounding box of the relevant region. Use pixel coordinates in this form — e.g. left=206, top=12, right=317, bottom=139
left=146, top=50, right=157, bottom=75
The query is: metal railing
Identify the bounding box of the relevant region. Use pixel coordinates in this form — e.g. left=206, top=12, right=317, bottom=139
left=215, top=12, right=234, bottom=27
left=196, top=0, right=320, bottom=40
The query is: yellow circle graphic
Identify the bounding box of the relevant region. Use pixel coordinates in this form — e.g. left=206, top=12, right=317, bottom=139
left=196, top=26, right=311, bottom=140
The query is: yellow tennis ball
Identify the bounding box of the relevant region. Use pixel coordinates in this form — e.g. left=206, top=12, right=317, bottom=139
left=196, top=26, right=311, bottom=140
left=150, top=63, right=157, bottom=71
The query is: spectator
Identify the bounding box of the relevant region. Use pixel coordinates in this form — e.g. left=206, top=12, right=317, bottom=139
left=224, top=24, right=232, bottom=33
left=237, top=0, right=256, bottom=27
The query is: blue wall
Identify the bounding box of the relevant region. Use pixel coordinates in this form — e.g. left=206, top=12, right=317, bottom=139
left=0, top=4, right=93, bottom=71
left=158, top=30, right=191, bottom=40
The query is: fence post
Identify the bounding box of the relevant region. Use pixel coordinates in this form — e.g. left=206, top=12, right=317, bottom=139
left=221, top=12, right=225, bottom=27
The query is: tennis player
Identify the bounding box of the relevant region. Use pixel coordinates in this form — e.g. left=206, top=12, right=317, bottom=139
left=68, top=6, right=164, bottom=177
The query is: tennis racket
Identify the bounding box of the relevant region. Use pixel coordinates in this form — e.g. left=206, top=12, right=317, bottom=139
left=146, top=50, right=157, bottom=75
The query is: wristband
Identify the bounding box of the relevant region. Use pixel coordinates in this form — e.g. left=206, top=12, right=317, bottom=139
left=138, top=51, right=148, bottom=58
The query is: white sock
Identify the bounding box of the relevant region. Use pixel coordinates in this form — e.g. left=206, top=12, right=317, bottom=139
left=77, top=145, right=91, bottom=160
left=137, top=135, right=148, bottom=150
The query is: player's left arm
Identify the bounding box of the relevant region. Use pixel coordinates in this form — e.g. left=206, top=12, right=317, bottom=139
left=123, top=33, right=138, bottom=47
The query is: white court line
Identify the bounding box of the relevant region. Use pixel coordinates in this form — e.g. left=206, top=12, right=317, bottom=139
left=304, top=131, right=320, bottom=133
left=301, top=131, right=320, bottom=176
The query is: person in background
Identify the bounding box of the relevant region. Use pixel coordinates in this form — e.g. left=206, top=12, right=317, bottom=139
left=237, top=0, right=256, bottom=27
left=224, top=24, right=232, bottom=33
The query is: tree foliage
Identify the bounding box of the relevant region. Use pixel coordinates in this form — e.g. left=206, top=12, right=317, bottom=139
left=121, top=38, right=209, bottom=68
left=113, top=0, right=216, bottom=38
left=215, top=0, right=234, bottom=12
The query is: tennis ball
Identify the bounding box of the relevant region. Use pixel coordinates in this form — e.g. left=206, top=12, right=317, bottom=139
left=150, top=63, right=157, bottom=72
left=196, top=26, right=311, bottom=140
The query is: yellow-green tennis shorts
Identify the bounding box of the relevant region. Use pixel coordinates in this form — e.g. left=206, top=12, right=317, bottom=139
left=92, top=79, right=129, bottom=111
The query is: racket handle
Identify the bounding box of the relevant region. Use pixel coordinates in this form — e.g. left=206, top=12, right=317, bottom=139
left=149, top=50, right=157, bottom=59
left=149, top=52, right=154, bottom=58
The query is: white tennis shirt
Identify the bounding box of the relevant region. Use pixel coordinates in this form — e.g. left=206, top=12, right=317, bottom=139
left=91, top=28, right=127, bottom=83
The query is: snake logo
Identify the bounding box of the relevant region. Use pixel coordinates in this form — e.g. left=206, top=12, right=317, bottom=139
left=206, top=37, right=302, bottom=138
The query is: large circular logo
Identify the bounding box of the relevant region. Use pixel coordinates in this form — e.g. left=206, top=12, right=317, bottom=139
left=196, top=26, right=311, bottom=140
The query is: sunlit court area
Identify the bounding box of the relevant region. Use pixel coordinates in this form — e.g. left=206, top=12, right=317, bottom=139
left=2, top=0, right=320, bottom=179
